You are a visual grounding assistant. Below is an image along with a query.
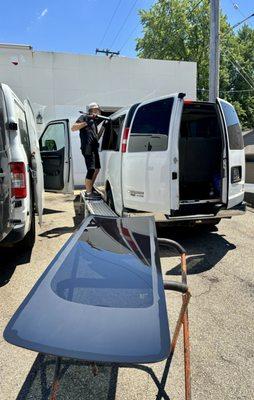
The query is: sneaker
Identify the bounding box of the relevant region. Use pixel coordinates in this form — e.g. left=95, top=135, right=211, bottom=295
left=85, top=192, right=101, bottom=201
left=92, top=189, right=101, bottom=197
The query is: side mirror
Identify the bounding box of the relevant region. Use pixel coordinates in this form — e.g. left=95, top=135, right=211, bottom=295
left=8, top=121, right=18, bottom=131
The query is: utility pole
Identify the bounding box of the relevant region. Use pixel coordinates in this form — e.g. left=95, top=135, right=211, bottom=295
left=209, top=0, right=220, bottom=102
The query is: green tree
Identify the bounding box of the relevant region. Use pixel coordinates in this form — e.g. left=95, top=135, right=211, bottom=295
left=136, top=0, right=254, bottom=128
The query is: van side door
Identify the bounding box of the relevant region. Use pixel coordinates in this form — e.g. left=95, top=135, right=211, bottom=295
left=217, top=99, right=245, bottom=209
left=39, top=120, right=73, bottom=193
left=122, top=94, right=184, bottom=214
left=0, top=87, right=13, bottom=240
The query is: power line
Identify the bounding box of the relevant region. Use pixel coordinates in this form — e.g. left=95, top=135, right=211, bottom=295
left=160, top=0, right=208, bottom=54
left=222, top=52, right=254, bottom=90
left=99, top=0, right=123, bottom=47
left=198, top=88, right=254, bottom=92
left=224, top=49, right=254, bottom=87
left=109, top=0, right=139, bottom=49
left=121, top=0, right=207, bottom=56
left=119, top=22, right=140, bottom=52
left=119, top=0, right=157, bottom=52
left=231, top=12, right=254, bottom=30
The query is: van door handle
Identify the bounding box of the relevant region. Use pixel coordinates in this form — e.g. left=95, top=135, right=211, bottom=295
left=147, top=142, right=152, bottom=151
left=172, top=172, right=177, bottom=180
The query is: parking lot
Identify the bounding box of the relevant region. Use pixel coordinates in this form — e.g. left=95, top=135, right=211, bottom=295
left=0, top=192, right=254, bottom=400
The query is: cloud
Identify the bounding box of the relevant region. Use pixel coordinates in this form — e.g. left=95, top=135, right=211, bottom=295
left=38, top=8, right=48, bottom=19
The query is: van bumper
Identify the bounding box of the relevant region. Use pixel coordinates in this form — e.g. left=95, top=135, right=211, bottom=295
left=0, top=223, right=26, bottom=245
left=160, top=202, right=246, bottom=223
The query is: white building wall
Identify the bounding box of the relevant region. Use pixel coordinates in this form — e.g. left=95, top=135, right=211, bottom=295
left=0, top=44, right=197, bottom=187
left=0, top=44, right=197, bottom=127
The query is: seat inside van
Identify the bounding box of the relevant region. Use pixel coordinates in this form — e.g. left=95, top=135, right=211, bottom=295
left=179, top=103, right=223, bottom=201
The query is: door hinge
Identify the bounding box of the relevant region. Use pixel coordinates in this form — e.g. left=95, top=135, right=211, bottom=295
left=30, top=168, right=37, bottom=180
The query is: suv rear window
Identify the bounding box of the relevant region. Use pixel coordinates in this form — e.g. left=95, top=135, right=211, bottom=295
left=220, top=101, right=244, bottom=150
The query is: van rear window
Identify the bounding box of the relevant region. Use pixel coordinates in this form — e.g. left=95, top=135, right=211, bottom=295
left=128, top=98, right=174, bottom=152
left=219, top=101, right=244, bottom=150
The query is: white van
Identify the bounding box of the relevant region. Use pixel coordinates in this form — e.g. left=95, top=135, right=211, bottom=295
left=37, top=92, right=246, bottom=225
left=95, top=93, right=246, bottom=224
left=0, top=84, right=74, bottom=249
left=0, top=84, right=45, bottom=248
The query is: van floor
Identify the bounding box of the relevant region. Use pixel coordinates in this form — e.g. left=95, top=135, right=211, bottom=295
left=179, top=102, right=223, bottom=201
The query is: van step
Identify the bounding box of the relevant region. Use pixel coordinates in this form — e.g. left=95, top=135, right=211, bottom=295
left=80, top=191, right=117, bottom=217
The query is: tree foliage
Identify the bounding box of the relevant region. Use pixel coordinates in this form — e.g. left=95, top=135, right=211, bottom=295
left=136, top=0, right=254, bottom=129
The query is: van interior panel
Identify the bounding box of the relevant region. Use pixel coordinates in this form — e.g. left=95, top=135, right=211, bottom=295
left=179, top=103, right=223, bottom=202
left=40, top=148, right=65, bottom=190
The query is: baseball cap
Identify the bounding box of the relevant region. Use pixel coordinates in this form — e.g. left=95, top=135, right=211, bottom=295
left=88, top=102, right=100, bottom=110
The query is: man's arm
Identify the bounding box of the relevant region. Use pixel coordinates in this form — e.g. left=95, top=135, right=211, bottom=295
left=71, top=121, right=87, bottom=132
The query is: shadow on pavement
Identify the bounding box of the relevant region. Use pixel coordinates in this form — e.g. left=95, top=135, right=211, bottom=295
left=38, top=195, right=83, bottom=239
left=39, top=226, right=76, bottom=238
left=157, top=225, right=236, bottom=275
left=43, top=208, right=65, bottom=215
left=16, top=355, right=119, bottom=400
left=16, top=355, right=118, bottom=400
left=16, top=355, right=173, bottom=400
left=0, top=248, right=32, bottom=287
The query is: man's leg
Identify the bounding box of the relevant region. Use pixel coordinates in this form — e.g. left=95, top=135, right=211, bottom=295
left=85, top=176, right=93, bottom=193
left=91, top=150, right=101, bottom=189
left=83, top=152, right=95, bottom=194
left=91, top=168, right=100, bottom=188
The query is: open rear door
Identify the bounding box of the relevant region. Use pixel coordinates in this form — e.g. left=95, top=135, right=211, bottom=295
left=217, top=98, right=245, bottom=209
left=39, top=120, right=73, bottom=193
left=122, top=93, right=184, bottom=214
left=24, top=99, right=44, bottom=225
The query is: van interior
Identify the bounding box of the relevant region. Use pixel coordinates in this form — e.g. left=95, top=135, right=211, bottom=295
left=179, top=102, right=224, bottom=204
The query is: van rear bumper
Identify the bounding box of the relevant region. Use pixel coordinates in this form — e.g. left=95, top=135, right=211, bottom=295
left=160, top=202, right=246, bottom=223
left=0, top=223, right=26, bottom=245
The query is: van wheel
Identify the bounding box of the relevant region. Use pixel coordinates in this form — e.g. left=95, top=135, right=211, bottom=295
left=106, top=187, right=115, bottom=212
left=18, top=210, right=36, bottom=251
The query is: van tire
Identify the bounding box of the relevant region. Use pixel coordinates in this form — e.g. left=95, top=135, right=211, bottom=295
left=106, top=186, right=115, bottom=212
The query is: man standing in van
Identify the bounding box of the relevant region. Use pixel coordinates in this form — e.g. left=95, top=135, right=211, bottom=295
left=71, top=102, right=103, bottom=200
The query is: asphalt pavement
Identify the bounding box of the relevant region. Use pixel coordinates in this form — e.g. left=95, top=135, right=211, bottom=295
left=0, top=192, right=253, bottom=400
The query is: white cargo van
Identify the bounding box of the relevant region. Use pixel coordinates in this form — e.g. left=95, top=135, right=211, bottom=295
left=0, top=83, right=74, bottom=249
left=36, top=92, right=245, bottom=225
left=95, top=93, right=246, bottom=224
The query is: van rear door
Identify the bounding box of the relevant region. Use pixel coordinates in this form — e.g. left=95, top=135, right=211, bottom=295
left=217, top=99, right=245, bottom=209
left=122, top=93, right=184, bottom=214
left=24, top=99, right=44, bottom=225
left=39, top=120, right=73, bottom=193
left=0, top=87, right=13, bottom=240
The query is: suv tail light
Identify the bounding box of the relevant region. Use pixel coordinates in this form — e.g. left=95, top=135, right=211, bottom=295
left=121, top=128, right=130, bottom=153
left=10, top=162, right=27, bottom=198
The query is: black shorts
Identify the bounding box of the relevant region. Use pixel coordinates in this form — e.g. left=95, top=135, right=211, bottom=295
left=82, top=148, right=101, bottom=170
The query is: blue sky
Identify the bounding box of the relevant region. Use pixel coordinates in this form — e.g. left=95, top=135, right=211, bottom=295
left=0, top=0, right=253, bottom=57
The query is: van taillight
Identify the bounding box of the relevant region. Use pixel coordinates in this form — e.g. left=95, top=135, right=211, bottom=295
left=184, top=99, right=193, bottom=105
left=10, top=162, right=27, bottom=199
left=121, top=128, right=130, bottom=153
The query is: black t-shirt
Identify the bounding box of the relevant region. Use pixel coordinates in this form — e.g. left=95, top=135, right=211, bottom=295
left=76, top=114, right=100, bottom=150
